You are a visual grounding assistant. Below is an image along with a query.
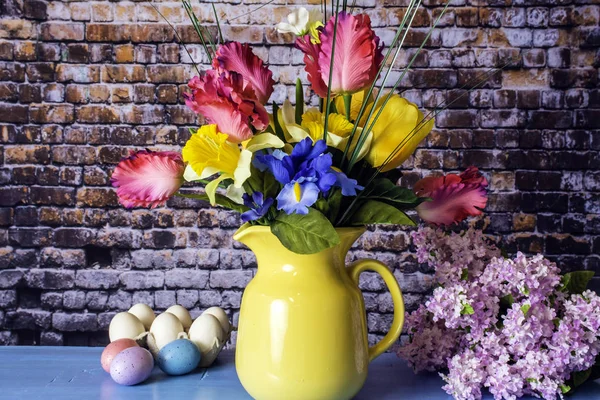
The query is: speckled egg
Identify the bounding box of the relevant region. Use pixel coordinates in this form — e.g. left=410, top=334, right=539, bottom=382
left=157, top=339, right=202, bottom=376
left=101, top=338, right=139, bottom=373
left=110, top=347, right=154, bottom=386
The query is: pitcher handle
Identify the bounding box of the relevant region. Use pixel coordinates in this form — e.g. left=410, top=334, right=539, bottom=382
left=348, top=259, right=405, bottom=362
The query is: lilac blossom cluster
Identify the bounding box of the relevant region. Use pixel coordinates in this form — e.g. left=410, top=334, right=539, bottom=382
left=398, top=227, right=600, bottom=400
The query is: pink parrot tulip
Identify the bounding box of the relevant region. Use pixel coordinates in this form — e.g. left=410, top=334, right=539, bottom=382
left=296, top=12, right=383, bottom=97
left=185, top=42, right=274, bottom=143
left=111, top=150, right=185, bottom=209
left=414, top=167, right=488, bottom=226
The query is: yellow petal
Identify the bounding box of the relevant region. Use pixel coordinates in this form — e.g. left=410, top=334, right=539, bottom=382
left=225, top=184, right=245, bottom=204
left=245, top=133, right=285, bottom=152
left=363, top=94, right=433, bottom=171
left=334, top=90, right=374, bottom=122
left=286, top=124, right=311, bottom=143
left=182, top=124, right=241, bottom=177
left=233, top=149, right=253, bottom=187
left=327, top=113, right=353, bottom=137
left=205, top=175, right=230, bottom=206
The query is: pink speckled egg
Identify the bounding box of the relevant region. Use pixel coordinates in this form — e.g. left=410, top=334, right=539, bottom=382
left=110, top=347, right=154, bottom=386
left=101, top=338, right=139, bottom=373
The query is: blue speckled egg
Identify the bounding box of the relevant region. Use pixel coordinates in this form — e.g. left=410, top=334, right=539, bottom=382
left=110, top=347, right=154, bottom=385
left=157, top=338, right=202, bottom=376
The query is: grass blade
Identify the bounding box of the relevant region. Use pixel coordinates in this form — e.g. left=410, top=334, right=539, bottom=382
left=322, top=0, right=342, bottom=143
left=347, top=0, right=451, bottom=171
left=151, top=3, right=202, bottom=76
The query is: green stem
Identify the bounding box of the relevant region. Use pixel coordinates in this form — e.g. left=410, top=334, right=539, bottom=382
left=343, top=94, right=352, bottom=121
left=322, top=0, right=341, bottom=144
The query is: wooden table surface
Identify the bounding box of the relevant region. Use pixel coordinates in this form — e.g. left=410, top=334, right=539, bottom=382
left=0, top=346, right=599, bottom=399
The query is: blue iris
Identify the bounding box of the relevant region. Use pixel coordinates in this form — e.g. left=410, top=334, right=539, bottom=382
left=241, top=192, right=274, bottom=222
left=276, top=178, right=320, bottom=215
left=256, top=138, right=362, bottom=215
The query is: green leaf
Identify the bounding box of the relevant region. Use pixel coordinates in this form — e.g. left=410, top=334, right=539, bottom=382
left=362, top=178, right=424, bottom=209
left=176, top=192, right=249, bottom=214
left=271, top=102, right=286, bottom=143
left=461, top=304, right=474, bottom=315
left=349, top=200, right=415, bottom=226
left=243, top=164, right=279, bottom=200
left=560, top=384, right=572, bottom=394
left=561, top=271, right=595, bottom=294
left=572, top=369, right=592, bottom=388
left=460, top=269, right=469, bottom=281
left=271, top=209, right=340, bottom=254
left=520, top=303, right=531, bottom=316
left=326, top=189, right=343, bottom=222
left=295, top=78, right=303, bottom=124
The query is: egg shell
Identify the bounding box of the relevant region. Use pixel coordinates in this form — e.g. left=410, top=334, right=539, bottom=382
left=202, top=307, right=231, bottom=335
left=166, top=305, right=193, bottom=330
left=101, top=338, right=138, bottom=373
left=128, top=304, right=155, bottom=330
left=157, top=339, right=202, bottom=376
left=150, top=312, right=184, bottom=350
left=189, top=313, right=226, bottom=367
left=110, top=347, right=154, bottom=386
left=109, top=312, right=145, bottom=342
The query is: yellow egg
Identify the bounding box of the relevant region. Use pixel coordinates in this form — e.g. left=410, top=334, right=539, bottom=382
left=166, top=305, right=192, bottom=330
left=128, top=304, right=155, bottom=330
left=202, top=307, right=231, bottom=335
left=150, top=312, right=184, bottom=350
left=109, top=312, right=145, bottom=342
left=189, top=313, right=226, bottom=367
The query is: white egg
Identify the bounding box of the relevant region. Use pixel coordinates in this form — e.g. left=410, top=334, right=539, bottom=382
left=150, top=312, right=184, bottom=350
left=166, top=305, right=192, bottom=330
left=201, top=307, right=231, bottom=335
left=128, top=303, right=155, bottom=330
left=109, top=312, right=145, bottom=342
left=189, top=313, right=226, bottom=367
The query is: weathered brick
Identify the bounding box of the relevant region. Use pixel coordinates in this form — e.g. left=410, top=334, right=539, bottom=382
left=26, top=269, right=74, bottom=289
left=52, top=313, right=97, bottom=331
left=41, top=23, right=85, bottom=41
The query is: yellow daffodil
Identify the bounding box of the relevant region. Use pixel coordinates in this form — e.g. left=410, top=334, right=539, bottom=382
left=278, top=100, right=373, bottom=161
left=361, top=94, right=433, bottom=172
left=182, top=124, right=283, bottom=205
left=333, top=90, right=373, bottom=122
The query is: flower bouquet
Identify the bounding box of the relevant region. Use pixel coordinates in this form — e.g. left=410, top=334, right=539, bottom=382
left=109, top=2, right=488, bottom=254
left=399, top=227, right=600, bottom=400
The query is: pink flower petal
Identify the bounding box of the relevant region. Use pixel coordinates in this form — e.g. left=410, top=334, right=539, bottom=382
left=318, top=13, right=383, bottom=96
left=111, top=150, right=185, bottom=209
left=184, top=70, right=269, bottom=142
left=213, top=42, right=275, bottom=104
left=296, top=35, right=328, bottom=98
left=414, top=167, right=488, bottom=225
left=416, top=183, right=488, bottom=226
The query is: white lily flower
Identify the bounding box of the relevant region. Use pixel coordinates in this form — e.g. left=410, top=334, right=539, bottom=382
left=276, top=8, right=323, bottom=37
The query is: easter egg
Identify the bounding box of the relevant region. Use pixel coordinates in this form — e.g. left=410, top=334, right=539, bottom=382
left=202, top=307, right=231, bottom=335
left=109, top=312, right=145, bottom=342
left=110, top=347, right=154, bottom=386
left=157, top=339, right=202, bottom=376
left=166, top=305, right=192, bottom=330
left=101, top=338, right=138, bottom=373
left=128, top=304, right=155, bottom=330
left=150, top=312, right=184, bottom=351
left=189, top=313, right=225, bottom=367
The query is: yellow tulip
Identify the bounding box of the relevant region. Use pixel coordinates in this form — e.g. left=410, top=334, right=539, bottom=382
left=361, top=94, right=433, bottom=172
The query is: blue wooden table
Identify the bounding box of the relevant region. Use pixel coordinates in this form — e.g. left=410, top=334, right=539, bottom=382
left=0, top=347, right=599, bottom=399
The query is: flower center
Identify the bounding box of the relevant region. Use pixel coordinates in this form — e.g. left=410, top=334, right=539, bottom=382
left=293, top=182, right=302, bottom=202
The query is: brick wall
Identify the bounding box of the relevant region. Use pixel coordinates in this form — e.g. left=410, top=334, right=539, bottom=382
left=0, top=0, right=598, bottom=346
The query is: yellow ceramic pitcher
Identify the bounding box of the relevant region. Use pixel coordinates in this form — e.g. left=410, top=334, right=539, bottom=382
left=234, top=224, right=405, bottom=400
